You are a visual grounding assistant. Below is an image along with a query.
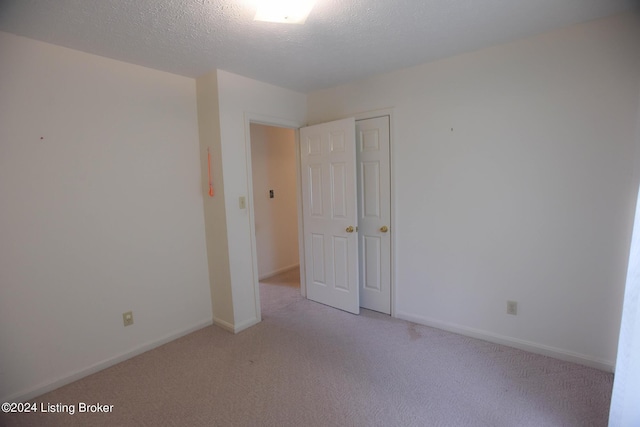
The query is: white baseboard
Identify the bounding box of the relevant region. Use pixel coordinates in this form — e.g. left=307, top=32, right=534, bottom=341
left=4, top=318, right=213, bottom=403
left=212, top=316, right=235, bottom=333
left=395, top=311, right=614, bottom=372
left=212, top=315, right=260, bottom=334
left=233, top=317, right=260, bottom=333
left=258, top=264, right=299, bottom=281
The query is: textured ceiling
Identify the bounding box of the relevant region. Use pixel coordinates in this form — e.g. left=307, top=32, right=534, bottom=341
left=0, top=0, right=635, bottom=93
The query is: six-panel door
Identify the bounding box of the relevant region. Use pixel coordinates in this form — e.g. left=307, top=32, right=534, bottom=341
left=300, top=118, right=360, bottom=314
left=356, top=116, right=391, bottom=314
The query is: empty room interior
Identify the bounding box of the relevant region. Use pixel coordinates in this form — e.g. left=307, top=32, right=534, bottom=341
left=1, top=0, right=640, bottom=426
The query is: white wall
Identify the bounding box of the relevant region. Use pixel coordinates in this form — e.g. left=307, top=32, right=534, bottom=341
left=308, top=12, right=640, bottom=370
left=215, top=70, right=306, bottom=330
left=250, top=124, right=299, bottom=279
left=0, top=32, right=212, bottom=401
left=196, top=71, right=235, bottom=330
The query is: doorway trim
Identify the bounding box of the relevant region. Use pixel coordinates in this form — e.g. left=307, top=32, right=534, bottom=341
left=243, top=113, right=306, bottom=322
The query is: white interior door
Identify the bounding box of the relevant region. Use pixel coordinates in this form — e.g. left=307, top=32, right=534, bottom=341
left=300, top=118, right=360, bottom=314
left=356, top=116, right=391, bottom=314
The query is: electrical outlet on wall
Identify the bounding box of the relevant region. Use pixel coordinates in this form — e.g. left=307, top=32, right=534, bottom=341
left=123, top=311, right=134, bottom=326
left=507, top=301, right=518, bottom=316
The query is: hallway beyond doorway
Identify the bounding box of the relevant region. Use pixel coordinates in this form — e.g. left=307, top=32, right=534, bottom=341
left=259, top=267, right=302, bottom=318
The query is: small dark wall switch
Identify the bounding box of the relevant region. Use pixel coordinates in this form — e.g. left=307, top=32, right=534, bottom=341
left=269, top=190, right=274, bottom=199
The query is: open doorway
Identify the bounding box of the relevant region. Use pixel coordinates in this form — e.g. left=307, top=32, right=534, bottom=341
left=249, top=123, right=303, bottom=317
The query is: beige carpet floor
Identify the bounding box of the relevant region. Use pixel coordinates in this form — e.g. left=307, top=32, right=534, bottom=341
left=1, top=268, right=613, bottom=426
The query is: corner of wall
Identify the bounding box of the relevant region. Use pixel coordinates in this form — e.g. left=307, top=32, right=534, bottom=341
left=196, top=70, right=235, bottom=330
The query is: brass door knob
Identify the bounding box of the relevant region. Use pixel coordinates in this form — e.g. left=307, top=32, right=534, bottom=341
left=346, top=226, right=355, bottom=233
left=380, top=226, right=389, bottom=233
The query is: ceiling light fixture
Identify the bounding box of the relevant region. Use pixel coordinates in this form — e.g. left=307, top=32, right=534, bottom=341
left=253, top=0, right=316, bottom=24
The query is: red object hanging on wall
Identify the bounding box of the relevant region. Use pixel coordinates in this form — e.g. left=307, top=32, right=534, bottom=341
left=208, top=148, right=214, bottom=197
